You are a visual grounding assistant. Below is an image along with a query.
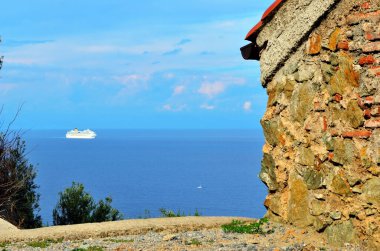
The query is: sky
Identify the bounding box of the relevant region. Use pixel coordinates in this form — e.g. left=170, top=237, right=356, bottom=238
left=0, top=0, right=272, bottom=129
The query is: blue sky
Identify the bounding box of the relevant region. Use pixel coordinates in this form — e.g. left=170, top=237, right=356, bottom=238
left=0, top=0, right=272, bottom=129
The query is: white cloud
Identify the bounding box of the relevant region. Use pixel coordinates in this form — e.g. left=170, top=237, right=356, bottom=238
left=243, top=101, right=252, bottom=112
left=162, top=104, right=187, bottom=112
left=173, top=85, right=185, bottom=95
left=113, top=74, right=150, bottom=97
left=200, top=104, right=215, bottom=110
left=198, top=81, right=225, bottom=98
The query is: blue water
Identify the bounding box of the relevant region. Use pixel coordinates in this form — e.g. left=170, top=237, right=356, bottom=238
left=24, top=130, right=267, bottom=224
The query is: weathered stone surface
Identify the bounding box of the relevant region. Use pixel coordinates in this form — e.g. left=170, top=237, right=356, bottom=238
left=329, top=175, right=351, bottom=195
left=288, top=176, right=313, bottom=227
left=260, top=153, right=278, bottom=192
left=345, top=100, right=364, bottom=128
left=325, top=221, right=357, bottom=246
left=328, top=28, right=341, bottom=51
left=309, top=199, right=326, bottom=216
left=261, top=119, right=280, bottom=146
left=306, top=33, right=322, bottom=55
left=362, top=177, right=380, bottom=207
left=257, top=0, right=341, bottom=85
left=290, top=82, right=315, bottom=123
left=297, top=147, right=315, bottom=166
left=252, top=0, right=380, bottom=246
left=332, top=138, right=357, bottom=165
left=328, top=52, right=359, bottom=95
left=303, top=169, right=324, bottom=189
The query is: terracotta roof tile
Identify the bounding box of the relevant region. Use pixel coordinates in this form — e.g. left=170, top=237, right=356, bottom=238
left=245, top=0, right=286, bottom=41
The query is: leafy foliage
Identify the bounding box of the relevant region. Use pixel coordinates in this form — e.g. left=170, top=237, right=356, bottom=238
left=0, top=133, right=42, bottom=229
left=53, top=182, right=122, bottom=225
left=221, top=218, right=272, bottom=235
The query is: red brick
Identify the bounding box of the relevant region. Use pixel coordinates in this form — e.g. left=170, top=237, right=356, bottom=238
left=364, top=109, right=372, bottom=119
left=368, top=66, right=380, bottom=76
left=364, top=96, right=375, bottom=105
left=358, top=55, right=376, bottom=65
left=361, top=2, right=372, bottom=9
left=337, top=41, right=349, bottom=50
left=322, top=116, right=327, bottom=132
left=347, top=10, right=380, bottom=24
left=362, top=42, right=380, bottom=53
left=334, top=93, right=343, bottom=102
left=342, top=130, right=372, bottom=139
left=364, top=119, right=380, bottom=128
left=328, top=152, right=334, bottom=161
left=365, top=32, right=380, bottom=41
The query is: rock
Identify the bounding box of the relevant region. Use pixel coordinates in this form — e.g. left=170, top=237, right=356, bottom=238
left=261, top=119, right=280, bottom=146
left=329, top=175, right=351, bottom=195
left=328, top=52, right=359, bottom=95
left=329, top=211, right=342, bottom=220
left=288, top=176, right=313, bottom=227
left=303, top=169, right=324, bottom=189
left=310, top=199, right=325, bottom=216
left=332, top=138, right=357, bottom=165
left=290, top=82, right=315, bottom=123
left=361, top=178, right=380, bottom=207
left=325, top=221, right=357, bottom=246
left=260, top=154, right=279, bottom=192
left=297, top=147, right=315, bottom=166
left=345, top=100, right=364, bottom=128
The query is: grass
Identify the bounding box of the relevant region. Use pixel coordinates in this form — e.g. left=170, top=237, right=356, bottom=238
left=0, top=242, right=10, bottom=248
left=26, top=238, right=64, bottom=248
left=221, top=218, right=273, bottom=235
left=159, top=208, right=201, bottom=217
left=185, top=239, right=202, bottom=246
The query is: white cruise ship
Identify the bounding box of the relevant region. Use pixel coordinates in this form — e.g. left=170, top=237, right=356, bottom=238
left=66, top=128, right=96, bottom=139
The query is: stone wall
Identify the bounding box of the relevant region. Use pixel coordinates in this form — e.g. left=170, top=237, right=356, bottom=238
left=258, top=0, right=380, bottom=248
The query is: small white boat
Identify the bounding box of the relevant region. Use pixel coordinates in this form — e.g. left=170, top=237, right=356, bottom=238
left=197, top=185, right=203, bottom=189
left=66, top=128, right=96, bottom=139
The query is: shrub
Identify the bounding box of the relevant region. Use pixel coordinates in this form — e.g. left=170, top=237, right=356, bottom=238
left=52, top=182, right=122, bottom=225
left=0, top=133, right=42, bottom=229
left=221, top=218, right=272, bottom=235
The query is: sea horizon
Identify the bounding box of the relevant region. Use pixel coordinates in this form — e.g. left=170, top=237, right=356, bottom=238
left=23, top=129, right=267, bottom=225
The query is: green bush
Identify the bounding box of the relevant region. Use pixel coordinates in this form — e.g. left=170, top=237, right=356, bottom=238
left=0, top=134, right=42, bottom=229
left=52, top=182, right=122, bottom=225
left=221, top=218, right=272, bottom=235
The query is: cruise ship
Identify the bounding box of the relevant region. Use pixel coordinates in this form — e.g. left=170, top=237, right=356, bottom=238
left=66, top=128, right=96, bottom=139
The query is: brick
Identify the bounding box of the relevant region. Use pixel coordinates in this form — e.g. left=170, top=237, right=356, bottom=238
left=306, top=33, right=322, bottom=55
left=361, top=2, right=372, bottom=9
left=342, top=130, right=372, bottom=139
left=364, top=119, right=380, bottom=128
left=322, top=116, right=327, bottom=132
left=328, top=152, right=334, bottom=161
left=364, top=96, right=374, bottom=105
left=368, top=66, right=380, bottom=76
left=337, top=41, right=349, bottom=50
left=347, top=10, right=380, bottom=25
left=334, top=93, right=343, bottom=102
left=358, top=55, right=376, bottom=65
left=365, top=32, right=380, bottom=41
left=362, top=42, right=380, bottom=53
left=364, top=109, right=372, bottom=119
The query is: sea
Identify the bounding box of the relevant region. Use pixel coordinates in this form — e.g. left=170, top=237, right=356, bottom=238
left=24, top=130, right=267, bottom=225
